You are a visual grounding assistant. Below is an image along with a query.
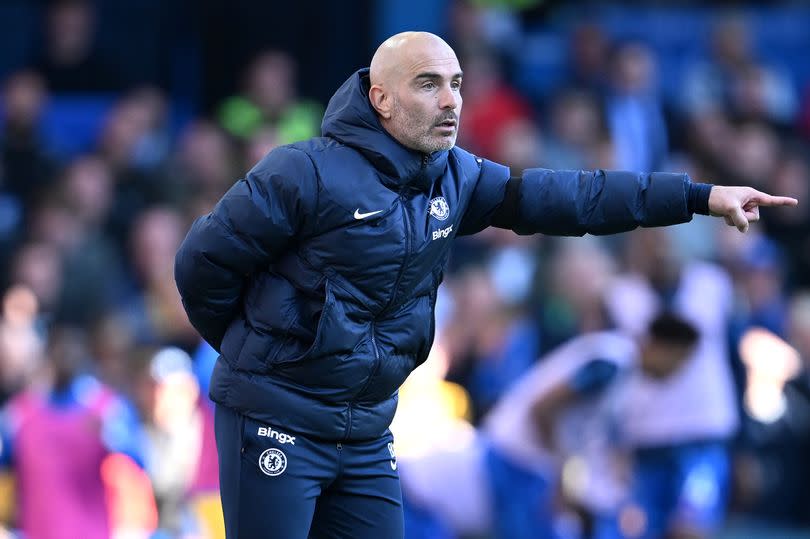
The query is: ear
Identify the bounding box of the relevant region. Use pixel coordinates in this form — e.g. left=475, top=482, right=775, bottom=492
left=369, top=84, right=392, bottom=120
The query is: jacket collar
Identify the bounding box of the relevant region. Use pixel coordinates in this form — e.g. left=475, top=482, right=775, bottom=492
left=321, top=68, right=448, bottom=192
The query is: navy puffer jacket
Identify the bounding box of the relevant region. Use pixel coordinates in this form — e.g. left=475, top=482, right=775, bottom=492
left=175, top=68, right=698, bottom=441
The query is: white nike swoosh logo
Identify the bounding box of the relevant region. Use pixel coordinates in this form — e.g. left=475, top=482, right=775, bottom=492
left=354, top=209, right=383, bottom=220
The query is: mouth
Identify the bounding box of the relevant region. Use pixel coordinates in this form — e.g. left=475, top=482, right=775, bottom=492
left=434, top=119, right=457, bottom=134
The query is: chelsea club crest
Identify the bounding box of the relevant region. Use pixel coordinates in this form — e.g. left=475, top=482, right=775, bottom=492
left=259, top=448, right=287, bottom=477
left=429, top=197, right=450, bottom=221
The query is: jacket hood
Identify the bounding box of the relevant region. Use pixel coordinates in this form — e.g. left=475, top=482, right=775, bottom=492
left=321, top=68, right=448, bottom=191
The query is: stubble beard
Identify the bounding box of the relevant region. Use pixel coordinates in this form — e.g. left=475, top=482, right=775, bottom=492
left=391, top=99, right=457, bottom=154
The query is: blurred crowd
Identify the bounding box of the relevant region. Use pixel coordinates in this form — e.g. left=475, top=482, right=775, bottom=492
left=0, top=0, right=809, bottom=538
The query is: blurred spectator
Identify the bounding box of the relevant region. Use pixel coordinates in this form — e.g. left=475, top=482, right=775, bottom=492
left=89, top=313, right=136, bottom=394
left=566, top=22, right=610, bottom=95
left=241, top=126, right=281, bottom=176
left=131, top=347, right=219, bottom=537
left=731, top=63, right=799, bottom=128
left=172, top=120, right=239, bottom=217
left=724, top=236, right=789, bottom=441
left=61, top=155, right=113, bottom=229
left=491, top=117, right=544, bottom=174
left=455, top=51, right=534, bottom=159
left=402, top=330, right=627, bottom=539
left=681, top=107, right=737, bottom=184
left=0, top=326, right=155, bottom=539
left=543, top=89, right=613, bottom=170
left=730, top=236, right=789, bottom=339
left=733, top=309, right=810, bottom=527
left=0, top=70, right=54, bottom=282
left=124, top=87, right=173, bottom=171
left=607, top=314, right=722, bottom=539
left=100, top=90, right=177, bottom=248
left=444, top=267, right=540, bottom=422
left=9, top=242, right=63, bottom=323
left=0, top=70, right=55, bottom=212
left=785, top=294, right=810, bottom=524
left=535, top=239, right=616, bottom=354
left=605, top=41, right=668, bottom=172
left=604, top=228, right=738, bottom=539
left=402, top=313, right=699, bottom=539
left=682, top=13, right=797, bottom=126
left=33, top=0, right=123, bottom=93
left=55, top=157, right=129, bottom=326
left=125, top=207, right=198, bottom=351
left=727, top=123, right=780, bottom=189
left=761, top=151, right=810, bottom=288
left=20, top=190, right=124, bottom=328
left=447, top=0, right=523, bottom=64
left=217, top=51, right=322, bottom=144
left=0, top=286, right=43, bottom=405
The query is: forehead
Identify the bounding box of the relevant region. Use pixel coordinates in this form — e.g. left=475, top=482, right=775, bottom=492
left=401, top=43, right=461, bottom=78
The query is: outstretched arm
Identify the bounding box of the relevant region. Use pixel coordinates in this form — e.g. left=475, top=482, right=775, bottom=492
left=457, top=159, right=797, bottom=237
left=463, top=167, right=705, bottom=236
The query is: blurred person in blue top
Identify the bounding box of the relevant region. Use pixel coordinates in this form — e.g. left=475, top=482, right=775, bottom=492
left=174, top=31, right=797, bottom=538
left=442, top=266, right=540, bottom=422
left=681, top=13, right=798, bottom=127
left=0, top=325, right=146, bottom=539
left=731, top=235, right=789, bottom=336
left=604, top=227, right=738, bottom=539
left=399, top=311, right=699, bottom=539
left=604, top=41, right=668, bottom=174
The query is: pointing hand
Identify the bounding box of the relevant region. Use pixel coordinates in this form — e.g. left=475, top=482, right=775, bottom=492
left=708, top=186, right=798, bottom=233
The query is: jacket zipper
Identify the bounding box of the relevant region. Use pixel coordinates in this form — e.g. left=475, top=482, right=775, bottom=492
left=345, top=156, right=427, bottom=439
left=345, top=404, right=353, bottom=439
left=380, top=154, right=425, bottom=315
left=385, top=193, right=413, bottom=311
left=345, top=201, right=408, bottom=439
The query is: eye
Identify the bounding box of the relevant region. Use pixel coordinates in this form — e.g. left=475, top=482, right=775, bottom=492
left=451, top=80, right=462, bottom=91
left=421, top=81, right=436, bottom=90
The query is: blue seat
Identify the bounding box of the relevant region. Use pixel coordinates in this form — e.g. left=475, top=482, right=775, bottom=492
left=39, top=94, right=119, bottom=159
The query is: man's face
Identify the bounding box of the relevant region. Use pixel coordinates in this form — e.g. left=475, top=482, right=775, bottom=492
left=387, top=47, right=463, bottom=154
left=639, top=339, right=693, bottom=379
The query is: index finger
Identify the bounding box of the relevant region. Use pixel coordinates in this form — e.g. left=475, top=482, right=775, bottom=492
left=753, top=192, right=799, bottom=207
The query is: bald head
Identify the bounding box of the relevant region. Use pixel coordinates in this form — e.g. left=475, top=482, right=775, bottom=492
left=368, top=32, right=463, bottom=153
left=370, top=32, right=457, bottom=87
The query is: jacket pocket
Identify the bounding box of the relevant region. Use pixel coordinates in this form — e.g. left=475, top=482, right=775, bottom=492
left=273, top=279, right=335, bottom=365
left=416, top=289, right=438, bottom=365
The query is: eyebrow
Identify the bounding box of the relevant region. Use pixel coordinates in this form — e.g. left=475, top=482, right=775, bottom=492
left=414, top=71, right=464, bottom=81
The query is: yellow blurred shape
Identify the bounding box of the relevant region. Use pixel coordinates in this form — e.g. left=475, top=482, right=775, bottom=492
left=0, top=472, right=15, bottom=524
left=190, top=492, right=225, bottom=539
left=391, top=343, right=475, bottom=457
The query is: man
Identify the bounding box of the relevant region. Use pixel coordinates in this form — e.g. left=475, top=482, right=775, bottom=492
left=604, top=228, right=737, bottom=539
left=174, top=32, right=797, bottom=538
left=0, top=327, right=152, bottom=539
left=399, top=312, right=700, bottom=539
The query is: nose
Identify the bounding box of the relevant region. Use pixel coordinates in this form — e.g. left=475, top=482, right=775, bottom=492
left=438, top=85, right=458, bottom=110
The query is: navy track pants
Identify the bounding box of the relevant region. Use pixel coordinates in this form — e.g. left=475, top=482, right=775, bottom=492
left=214, top=404, right=404, bottom=539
